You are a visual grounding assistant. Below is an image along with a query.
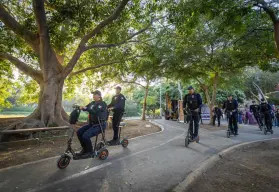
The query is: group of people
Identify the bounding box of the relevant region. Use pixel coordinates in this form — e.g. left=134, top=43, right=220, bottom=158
left=75, top=86, right=126, bottom=158
left=74, top=84, right=277, bottom=157
left=183, top=85, right=277, bottom=140
left=250, top=100, right=277, bottom=131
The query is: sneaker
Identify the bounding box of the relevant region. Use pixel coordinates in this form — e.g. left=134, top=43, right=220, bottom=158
left=75, top=148, right=85, bottom=156
left=234, top=133, right=239, bottom=136
left=81, top=152, right=93, bottom=158
left=193, top=136, right=199, bottom=141
left=108, top=139, right=119, bottom=146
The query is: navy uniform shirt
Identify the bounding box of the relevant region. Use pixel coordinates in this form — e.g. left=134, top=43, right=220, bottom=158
left=213, top=107, right=222, bottom=116
left=83, top=100, right=107, bottom=124
left=258, top=103, right=272, bottom=114
left=183, top=93, right=202, bottom=110
left=250, top=104, right=259, bottom=114
left=108, top=93, right=126, bottom=112
left=222, top=99, right=238, bottom=112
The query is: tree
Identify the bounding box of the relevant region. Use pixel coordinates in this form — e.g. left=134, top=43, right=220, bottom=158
left=0, top=0, right=160, bottom=128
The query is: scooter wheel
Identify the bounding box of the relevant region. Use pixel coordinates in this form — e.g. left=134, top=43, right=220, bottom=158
left=121, top=139, right=129, bottom=148
left=96, top=142, right=105, bottom=151
left=264, top=129, right=267, bottom=135
left=185, top=136, right=189, bottom=147
left=99, top=149, right=109, bottom=160
left=57, top=154, right=71, bottom=169
left=227, top=131, right=230, bottom=138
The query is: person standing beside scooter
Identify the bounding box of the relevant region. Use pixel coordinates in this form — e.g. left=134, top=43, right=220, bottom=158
left=183, top=86, right=202, bottom=141
left=107, top=86, right=126, bottom=145
left=223, top=94, right=239, bottom=135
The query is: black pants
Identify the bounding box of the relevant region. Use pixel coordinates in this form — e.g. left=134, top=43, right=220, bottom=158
left=112, top=111, right=123, bottom=140
left=253, top=113, right=262, bottom=127
left=228, top=112, right=238, bottom=134
left=189, top=111, right=199, bottom=138
left=263, top=112, right=272, bottom=130
left=213, top=115, right=221, bottom=126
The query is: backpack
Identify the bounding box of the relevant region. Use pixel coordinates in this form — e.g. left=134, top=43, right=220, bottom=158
left=69, top=108, right=81, bottom=124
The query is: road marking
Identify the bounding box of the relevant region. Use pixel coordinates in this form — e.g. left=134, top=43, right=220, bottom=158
left=116, top=131, right=186, bottom=162
left=27, top=162, right=112, bottom=192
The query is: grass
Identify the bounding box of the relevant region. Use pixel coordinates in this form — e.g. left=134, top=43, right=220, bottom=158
left=0, top=114, right=26, bottom=118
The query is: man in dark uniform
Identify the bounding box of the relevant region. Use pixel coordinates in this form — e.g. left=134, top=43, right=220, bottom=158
left=108, top=86, right=126, bottom=145
left=212, top=106, right=222, bottom=127
left=76, top=90, right=107, bottom=158
left=223, top=94, right=239, bottom=135
left=250, top=100, right=262, bottom=128
left=258, top=98, right=273, bottom=131
left=183, top=86, right=202, bottom=141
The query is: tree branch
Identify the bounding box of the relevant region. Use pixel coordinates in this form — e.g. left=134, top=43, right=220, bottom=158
left=0, top=53, right=43, bottom=83
left=70, top=55, right=145, bottom=76
left=85, top=19, right=154, bottom=50
left=121, top=80, right=146, bottom=88
left=63, top=0, right=130, bottom=77
left=255, top=0, right=278, bottom=23
left=70, top=61, right=119, bottom=76
left=0, top=4, right=39, bottom=53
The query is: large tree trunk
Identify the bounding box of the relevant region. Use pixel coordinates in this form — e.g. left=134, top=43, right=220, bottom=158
left=141, top=83, right=149, bottom=121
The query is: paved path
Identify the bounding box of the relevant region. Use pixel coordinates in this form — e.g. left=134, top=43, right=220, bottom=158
left=0, top=120, right=278, bottom=192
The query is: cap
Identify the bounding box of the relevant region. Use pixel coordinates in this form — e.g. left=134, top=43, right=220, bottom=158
left=187, top=86, right=194, bottom=90
left=91, top=90, right=102, bottom=96
left=115, top=86, right=122, bottom=90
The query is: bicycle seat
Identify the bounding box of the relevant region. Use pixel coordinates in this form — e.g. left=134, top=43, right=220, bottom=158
left=119, top=122, right=126, bottom=127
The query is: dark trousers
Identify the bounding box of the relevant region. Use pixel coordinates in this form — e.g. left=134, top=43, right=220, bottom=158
left=213, top=115, right=221, bottom=126
left=189, top=111, right=200, bottom=138
left=253, top=113, right=262, bottom=127
left=263, top=112, right=272, bottom=130
left=112, top=111, right=123, bottom=140
left=228, top=112, right=238, bottom=134
left=77, top=123, right=106, bottom=153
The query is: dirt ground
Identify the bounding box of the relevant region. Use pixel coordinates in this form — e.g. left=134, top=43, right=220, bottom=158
left=0, top=120, right=160, bottom=169
left=186, top=140, right=279, bottom=192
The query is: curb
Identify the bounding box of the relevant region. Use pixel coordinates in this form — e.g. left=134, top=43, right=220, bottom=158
left=0, top=120, right=165, bottom=172
left=172, top=137, right=279, bottom=192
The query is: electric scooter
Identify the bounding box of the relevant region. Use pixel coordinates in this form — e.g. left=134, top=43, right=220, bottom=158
left=185, top=109, right=200, bottom=147
left=57, top=105, right=109, bottom=169
left=99, top=112, right=128, bottom=148
left=226, top=111, right=238, bottom=138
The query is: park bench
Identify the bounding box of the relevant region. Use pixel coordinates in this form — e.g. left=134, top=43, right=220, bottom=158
left=0, top=126, right=70, bottom=146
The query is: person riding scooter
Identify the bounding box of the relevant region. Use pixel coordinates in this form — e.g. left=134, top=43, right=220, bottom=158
left=76, top=90, right=107, bottom=159
left=183, top=86, right=202, bottom=141
left=258, top=98, right=273, bottom=131
left=250, top=100, right=262, bottom=128
left=223, top=94, right=239, bottom=135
